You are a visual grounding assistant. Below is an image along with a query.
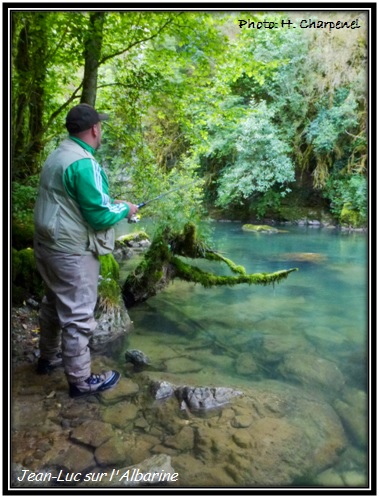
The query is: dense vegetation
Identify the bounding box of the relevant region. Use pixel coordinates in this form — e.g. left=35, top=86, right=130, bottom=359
left=12, top=9, right=368, bottom=250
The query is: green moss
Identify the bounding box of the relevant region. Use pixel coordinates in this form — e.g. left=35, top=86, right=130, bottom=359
left=99, top=253, right=120, bottom=280
left=205, top=251, right=246, bottom=275
left=172, top=256, right=297, bottom=288
left=242, top=224, right=279, bottom=233
left=122, top=222, right=299, bottom=307
left=116, top=231, right=150, bottom=244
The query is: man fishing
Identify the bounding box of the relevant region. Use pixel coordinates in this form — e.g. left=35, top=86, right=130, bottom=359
left=33, top=103, right=139, bottom=398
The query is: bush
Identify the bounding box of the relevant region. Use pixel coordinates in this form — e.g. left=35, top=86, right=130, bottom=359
left=325, top=175, right=367, bottom=227
left=216, top=101, right=295, bottom=208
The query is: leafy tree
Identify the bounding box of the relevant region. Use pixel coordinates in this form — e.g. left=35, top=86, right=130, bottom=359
left=216, top=101, right=295, bottom=210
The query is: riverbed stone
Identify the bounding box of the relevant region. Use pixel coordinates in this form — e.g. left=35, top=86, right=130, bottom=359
left=313, top=468, right=345, bottom=486
left=176, top=386, right=243, bottom=411
left=100, top=378, right=139, bottom=403
left=172, top=455, right=236, bottom=487
left=101, top=401, right=139, bottom=429
left=91, top=303, right=132, bottom=352
left=234, top=352, right=260, bottom=375
left=94, top=436, right=131, bottom=467
left=232, top=429, right=252, bottom=449
left=69, top=420, right=114, bottom=448
left=258, top=332, right=313, bottom=363
left=51, top=443, right=96, bottom=473
left=163, top=426, right=194, bottom=452
left=151, top=380, right=176, bottom=400
left=278, top=353, right=345, bottom=393
left=341, top=470, right=368, bottom=487
left=333, top=388, right=367, bottom=448
left=165, top=357, right=203, bottom=374
left=231, top=414, right=253, bottom=428
left=242, top=224, right=280, bottom=233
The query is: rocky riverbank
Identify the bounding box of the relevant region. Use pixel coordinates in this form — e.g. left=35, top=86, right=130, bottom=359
left=10, top=304, right=368, bottom=489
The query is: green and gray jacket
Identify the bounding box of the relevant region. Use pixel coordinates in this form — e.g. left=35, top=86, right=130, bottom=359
left=34, top=137, right=130, bottom=255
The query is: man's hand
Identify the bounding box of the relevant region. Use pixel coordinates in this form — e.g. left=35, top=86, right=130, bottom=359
left=114, top=199, right=139, bottom=219
left=125, top=202, right=139, bottom=219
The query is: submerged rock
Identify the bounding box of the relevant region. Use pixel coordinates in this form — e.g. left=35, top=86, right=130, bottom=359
left=125, top=349, right=151, bottom=369
left=242, top=224, right=281, bottom=233
left=278, top=353, right=345, bottom=393
left=175, top=386, right=243, bottom=412
left=278, top=252, right=327, bottom=263
left=333, top=388, right=367, bottom=449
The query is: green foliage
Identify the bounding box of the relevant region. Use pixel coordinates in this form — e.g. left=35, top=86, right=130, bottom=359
left=306, top=89, right=359, bottom=155
left=324, top=175, right=367, bottom=226
left=11, top=10, right=368, bottom=230
left=216, top=101, right=295, bottom=207
left=12, top=177, right=39, bottom=248
left=97, top=277, right=123, bottom=313
left=12, top=178, right=38, bottom=221
left=12, top=248, right=44, bottom=304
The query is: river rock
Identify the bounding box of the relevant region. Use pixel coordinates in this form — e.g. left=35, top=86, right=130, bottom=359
left=70, top=420, right=114, bottom=448
left=125, top=349, right=151, bottom=368
left=163, top=426, right=194, bottom=452
left=258, top=333, right=313, bottom=362
left=313, top=468, right=345, bottom=486
left=116, top=454, right=177, bottom=487
left=100, top=378, right=140, bottom=403
left=91, top=303, right=132, bottom=352
left=175, top=386, right=243, bottom=412
left=242, top=224, right=280, bottom=233
left=341, top=470, right=368, bottom=487
left=51, top=443, right=96, bottom=473
left=333, top=388, right=367, bottom=448
left=278, top=353, right=345, bottom=393
left=101, top=401, right=139, bottom=429
left=151, top=380, right=176, bottom=400
left=197, top=381, right=347, bottom=485
left=278, top=252, right=327, bottom=263
left=234, top=352, right=260, bottom=376
left=94, top=436, right=131, bottom=467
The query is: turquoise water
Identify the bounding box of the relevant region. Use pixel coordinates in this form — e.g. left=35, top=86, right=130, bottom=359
left=116, top=222, right=367, bottom=393
left=113, top=221, right=368, bottom=484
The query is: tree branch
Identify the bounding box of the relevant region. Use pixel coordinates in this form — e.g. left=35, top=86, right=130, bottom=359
left=98, top=14, right=182, bottom=66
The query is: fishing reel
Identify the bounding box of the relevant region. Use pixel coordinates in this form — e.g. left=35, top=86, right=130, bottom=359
left=128, top=214, right=141, bottom=223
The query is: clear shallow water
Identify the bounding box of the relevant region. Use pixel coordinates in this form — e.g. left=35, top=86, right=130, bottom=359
left=114, top=221, right=368, bottom=483
left=116, top=222, right=367, bottom=390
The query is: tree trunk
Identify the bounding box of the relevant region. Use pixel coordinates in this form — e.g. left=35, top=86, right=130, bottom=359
left=81, top=12, right=105, bottom=107
left=12, top=13, right=48, bottom=180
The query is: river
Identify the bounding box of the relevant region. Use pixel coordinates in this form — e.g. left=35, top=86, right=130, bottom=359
left=114, top=220, right=368, bottom=486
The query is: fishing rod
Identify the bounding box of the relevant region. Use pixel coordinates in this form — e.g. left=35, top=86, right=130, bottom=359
left=129, top=180, right=198, bottom=222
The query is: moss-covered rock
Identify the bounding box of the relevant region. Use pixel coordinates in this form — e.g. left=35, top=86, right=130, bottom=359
left=116, top=231, right=150, bottom=245
left=242, top=224, right=279, bottom=233
left=94, top=253, right=132, bottom=351
left=99, top=253, right=119, bottom=281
